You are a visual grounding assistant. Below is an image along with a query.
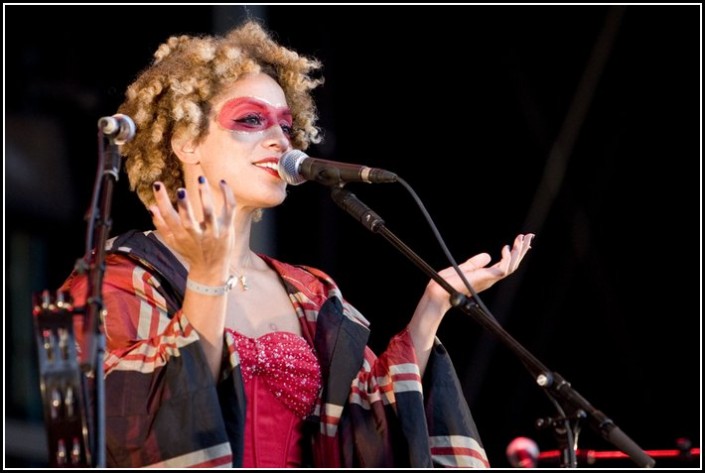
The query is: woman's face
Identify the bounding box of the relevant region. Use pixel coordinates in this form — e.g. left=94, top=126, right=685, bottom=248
left=192, top=72, right=293, bottom=211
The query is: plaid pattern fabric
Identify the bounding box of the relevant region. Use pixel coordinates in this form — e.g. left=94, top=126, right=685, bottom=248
left=62, top=230, right=489, bottom=467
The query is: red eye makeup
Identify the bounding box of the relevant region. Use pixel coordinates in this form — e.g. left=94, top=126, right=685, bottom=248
left=217, top=97, right=293, bottom=138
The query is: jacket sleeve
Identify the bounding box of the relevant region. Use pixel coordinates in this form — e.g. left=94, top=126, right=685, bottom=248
left=305, top=278, right=489, bottom=468
left=62, top=254, right=233, bottom=468
left=349, top=323, right=489, bottom=468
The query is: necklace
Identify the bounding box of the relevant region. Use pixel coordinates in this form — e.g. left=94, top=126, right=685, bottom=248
left=232, top=272, right=249, bottom=291
left=229, top=257, right=251, bottom=291
left=230, top=271, right=250, bottom=291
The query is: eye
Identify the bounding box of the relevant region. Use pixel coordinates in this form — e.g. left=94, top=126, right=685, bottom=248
left=234, top=113, right=264, bottom=127
left=280, top=123, right=294, bottom=137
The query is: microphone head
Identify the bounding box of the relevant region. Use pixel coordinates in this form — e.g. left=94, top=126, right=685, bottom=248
left=278, top=149, right=308, bottom=186
left=98, top=113, right=136, bottom=145
left=112, top=113, right=136, bottom=145
left=506, top=436, right=540, bottom=468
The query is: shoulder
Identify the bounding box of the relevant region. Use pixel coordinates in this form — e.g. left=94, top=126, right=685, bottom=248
left=261, top=254, right=339, bottom=296
left=61, top=229, right=179, bottom=306
left=60, top=253, right=149, bottom=306
left=260, top=254, right=370, bottom=328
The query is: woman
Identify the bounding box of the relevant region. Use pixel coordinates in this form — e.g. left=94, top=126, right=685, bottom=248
left=63, top=20, right=533, bottom=468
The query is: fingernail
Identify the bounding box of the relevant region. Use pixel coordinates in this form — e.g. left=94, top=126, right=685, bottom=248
left=148, top=209, right=154, bottom=217
left=220, top=179, right=227, bottom=185
left=177, top=189, right=186, bottom=200
left=153, top=182, right=161, bottom=191
left=198, top=175, right=205, bottom=184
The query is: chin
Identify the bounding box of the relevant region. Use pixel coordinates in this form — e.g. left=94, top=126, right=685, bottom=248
left=261, top=190, right=287, bottom=209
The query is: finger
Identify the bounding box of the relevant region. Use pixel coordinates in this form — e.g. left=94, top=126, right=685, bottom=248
left=498, top=244, right=512, bottom=275
left=148, top=204, right=165, bottom=229
left=510, top=233, right=534, bottom=271
left=438, top=253, right=491, bottom=279
left=503, top=234, right=523, bottom=273
left=196, top=176, right=218, bottom=235
left=462, top=252, right=491, bottom=270
left=218, top=179, right=236, bottom=227
left=512, top=233, right=534, bottom=272
left=438, top=253, right=482, bottom=279
left=521, top=233, right=535, bottom=258
left=175, top=187, right=201, bottom=236
left=153, top=182, right=181, bottom=230
left=508, top=234, right=525, bottom=273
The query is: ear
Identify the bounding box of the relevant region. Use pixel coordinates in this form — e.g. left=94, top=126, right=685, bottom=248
left=171, top=133, right=201, bottom=165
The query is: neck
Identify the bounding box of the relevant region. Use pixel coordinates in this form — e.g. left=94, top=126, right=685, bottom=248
left=180, top=165, right=263, bottom=272
left=229, top=208, right=258, bottom=270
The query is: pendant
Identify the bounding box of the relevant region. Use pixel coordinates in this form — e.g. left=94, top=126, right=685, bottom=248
left=238, top=274, right=249, bottom=291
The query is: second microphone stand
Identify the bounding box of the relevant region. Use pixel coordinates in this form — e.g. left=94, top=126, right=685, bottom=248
left=329, top=186, right=655, bottom=468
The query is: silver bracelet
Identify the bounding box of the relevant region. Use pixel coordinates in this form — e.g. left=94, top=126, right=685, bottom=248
left=186, top=275, right=236, bottom=296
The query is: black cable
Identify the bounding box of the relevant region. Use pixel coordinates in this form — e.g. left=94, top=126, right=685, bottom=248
left=396, top=176, right=497, bottom=322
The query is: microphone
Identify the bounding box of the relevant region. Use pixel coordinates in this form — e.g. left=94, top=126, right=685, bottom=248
left=278, top=149, right=398, bottom=186
left=506, top=437, right=540, bottom=468
left=98, top=114, right=136, bottom=145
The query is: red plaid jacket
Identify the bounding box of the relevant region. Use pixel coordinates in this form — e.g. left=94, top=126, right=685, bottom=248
left=62, top=230, right=489, bottom=468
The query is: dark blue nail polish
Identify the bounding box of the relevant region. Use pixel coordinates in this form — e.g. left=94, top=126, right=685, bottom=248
left=177, top=189, right=185, bottom=200
left=153, top=183, right=161, bottom=191
left=198, top=176, right=205, bottom=184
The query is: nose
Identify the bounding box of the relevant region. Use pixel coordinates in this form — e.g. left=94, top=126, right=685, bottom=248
left=262, top=125, right=290, bottom=152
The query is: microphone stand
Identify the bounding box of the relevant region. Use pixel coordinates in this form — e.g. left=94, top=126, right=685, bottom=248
left=32, top=116, right=134, bottom=467
left=79, top=126, right=126, bottom=468
left=329, top=186, right=655, bottom=468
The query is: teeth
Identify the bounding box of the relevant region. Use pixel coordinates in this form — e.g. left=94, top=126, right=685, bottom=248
left=254, top=162, right=278, bottom=170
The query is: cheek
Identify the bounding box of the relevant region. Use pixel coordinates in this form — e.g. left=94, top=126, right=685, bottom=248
left=224, top=126, right=290, bottom=147
left=195, top=136, right=252, bottom=169
left=227, top=130, right=268, bottom=143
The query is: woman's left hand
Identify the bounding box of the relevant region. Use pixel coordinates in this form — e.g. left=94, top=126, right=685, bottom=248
left=425, top=233, right=535, bottom=314
left=408, top=233, right=535, bottom=375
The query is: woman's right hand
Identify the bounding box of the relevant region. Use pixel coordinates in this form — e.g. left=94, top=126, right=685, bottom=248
left=148, top=178, right=236, bottom=283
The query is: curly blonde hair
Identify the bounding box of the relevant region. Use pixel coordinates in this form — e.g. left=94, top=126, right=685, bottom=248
left=117, top=20, right=323, bottom=208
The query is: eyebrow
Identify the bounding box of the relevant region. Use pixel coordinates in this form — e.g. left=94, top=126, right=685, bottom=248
left=220, top=96, right=289, bottom=110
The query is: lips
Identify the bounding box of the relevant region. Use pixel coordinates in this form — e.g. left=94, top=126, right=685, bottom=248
left=253, top=157, right=281, bottom=179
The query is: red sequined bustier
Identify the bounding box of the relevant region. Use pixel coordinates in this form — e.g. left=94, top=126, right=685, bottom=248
left=229, top=330, right=321, bottom=467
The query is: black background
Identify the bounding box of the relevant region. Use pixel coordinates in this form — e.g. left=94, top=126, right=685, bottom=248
left=5, top=5, right=700, bottom=468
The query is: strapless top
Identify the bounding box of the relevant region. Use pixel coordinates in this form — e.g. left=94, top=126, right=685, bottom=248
left=227, top=329, right=322, bottom=467
left=230, top=330, right=321, bottom=418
